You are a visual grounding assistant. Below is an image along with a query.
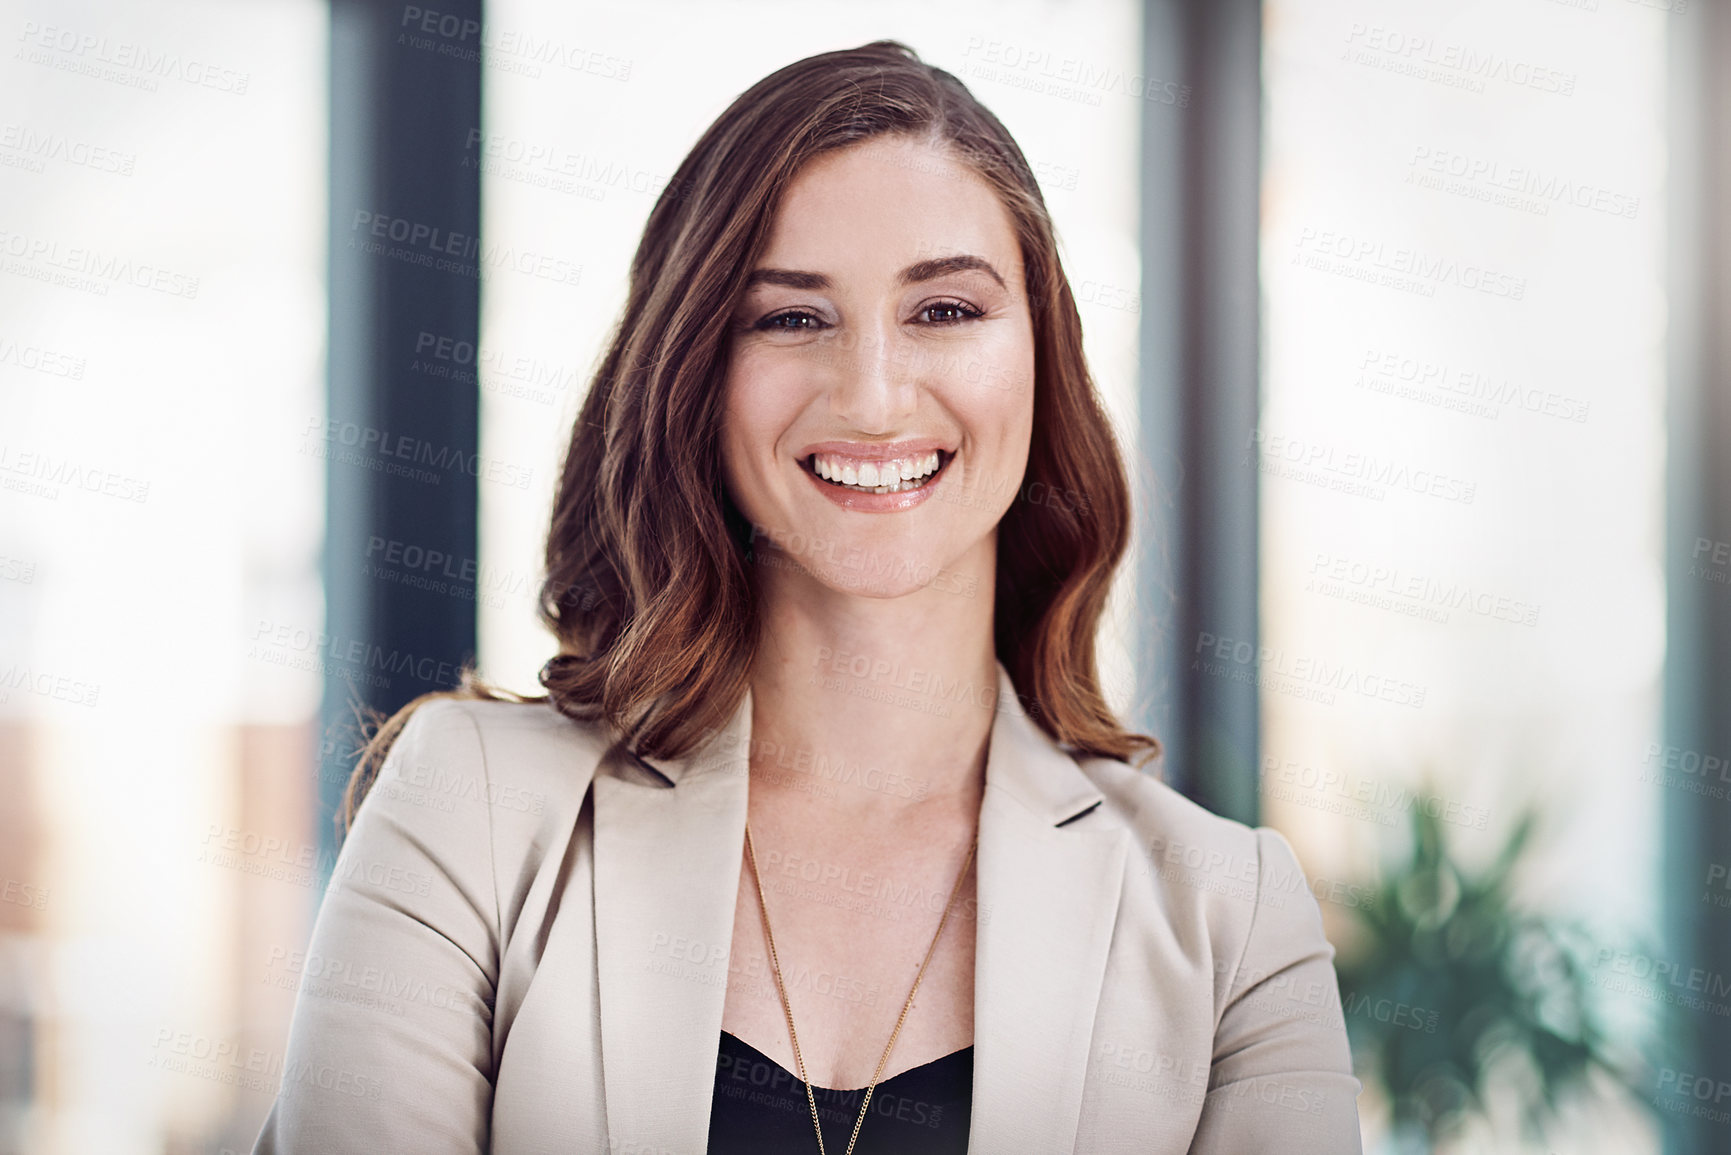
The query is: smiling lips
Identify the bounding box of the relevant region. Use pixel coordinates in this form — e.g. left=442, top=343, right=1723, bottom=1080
left=808, top=449, right=944, bottom=494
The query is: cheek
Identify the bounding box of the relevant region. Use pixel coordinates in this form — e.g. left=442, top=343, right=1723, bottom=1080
left=718, top=369, right=753, bottom=497
left=954, top=333, right=1036, bottom=449
left=724, top=349, right=801, bottom=451
left=942, top=333, right=1033, bottom=520
left=719, top=353, right=797, bottom=507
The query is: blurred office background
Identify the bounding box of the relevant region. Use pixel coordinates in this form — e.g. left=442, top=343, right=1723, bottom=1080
left=0, top=0, right=1723, bottom=1151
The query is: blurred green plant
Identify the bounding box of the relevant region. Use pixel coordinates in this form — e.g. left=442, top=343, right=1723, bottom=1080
left=1333, top=797, right=1652, bottom=1151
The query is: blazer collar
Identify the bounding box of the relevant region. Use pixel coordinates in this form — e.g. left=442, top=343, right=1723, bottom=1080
left=633, top=661, right=1107, bottom=826
left=592, top=658, right=1125, bottom=1154
left=629, top=676, right=755, bottom=786
left=974, top=663, right=1108, bottom=826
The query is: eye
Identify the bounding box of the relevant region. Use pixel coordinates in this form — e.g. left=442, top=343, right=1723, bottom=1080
left=916, top=299, right=985, bottom=325
left=755, top=309, right=828, bottom=332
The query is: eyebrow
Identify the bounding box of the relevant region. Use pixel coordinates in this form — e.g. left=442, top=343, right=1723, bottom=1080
left=742, top=253, right=1007, bottom=292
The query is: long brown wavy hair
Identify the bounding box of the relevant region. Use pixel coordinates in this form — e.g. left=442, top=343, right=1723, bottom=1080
left=339, top=39, right=1157, bottom=834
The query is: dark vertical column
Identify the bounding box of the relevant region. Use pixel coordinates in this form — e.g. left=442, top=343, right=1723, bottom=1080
left=1664, top=3, right=1731, bottom=1152
left=1136, top=0, right=1263, bottom=825
left=318, top=0, right=483, bottom=859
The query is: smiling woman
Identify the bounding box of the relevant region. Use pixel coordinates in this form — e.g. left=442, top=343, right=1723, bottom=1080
left=252, top=40, right=1362, bottom=1155
left=721, top=135, right=1034, bottom=577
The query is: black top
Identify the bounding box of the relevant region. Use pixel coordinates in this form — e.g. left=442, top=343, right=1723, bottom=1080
left=708, top=1030, right=973, bottom=1154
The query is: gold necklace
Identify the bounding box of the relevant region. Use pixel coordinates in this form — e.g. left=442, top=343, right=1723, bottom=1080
left=742, top=820, right=978, bottom=1155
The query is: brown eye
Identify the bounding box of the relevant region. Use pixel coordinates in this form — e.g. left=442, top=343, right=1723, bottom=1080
left=757, top=310, right=826, bottom=331
left=918, top=300, right=984, bottom=325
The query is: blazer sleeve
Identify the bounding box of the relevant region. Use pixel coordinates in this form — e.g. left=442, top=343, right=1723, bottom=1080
left=1187, top=827, right=1364, bottom=1155
left=252, top=699, right=499, bottom=1154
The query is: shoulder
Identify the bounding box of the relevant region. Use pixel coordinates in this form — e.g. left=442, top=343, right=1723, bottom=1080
left=378, top=695, right=617, bottom=825
left=355, top=696, right=620, bottom=935
left=1073, top=753, right=1266, bottom=874
left=1070, top=754, right=1331, bottom=988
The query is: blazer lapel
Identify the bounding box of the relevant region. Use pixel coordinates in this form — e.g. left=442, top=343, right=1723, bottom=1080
left=591, top=693, right=753, bottom=1155
left=589, top=663, right=1127, bottom=1155
left=969, top=664, right=1130, bottom=1153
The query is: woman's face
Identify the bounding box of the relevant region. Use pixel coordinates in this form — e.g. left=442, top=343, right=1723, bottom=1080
left=720, top=134, right=1036, bottom=600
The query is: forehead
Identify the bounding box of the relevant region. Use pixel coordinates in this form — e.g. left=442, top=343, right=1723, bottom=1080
left=757, top=135, right=1023, bottom=276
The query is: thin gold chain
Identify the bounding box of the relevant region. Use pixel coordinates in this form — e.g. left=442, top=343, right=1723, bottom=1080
left=743, top=820, right=978, bottom=1155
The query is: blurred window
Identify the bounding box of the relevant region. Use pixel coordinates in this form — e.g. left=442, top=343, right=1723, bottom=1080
left=1260, top=3, right=1666, bottom=1150
left=0, top=1, right=326, bottom=1149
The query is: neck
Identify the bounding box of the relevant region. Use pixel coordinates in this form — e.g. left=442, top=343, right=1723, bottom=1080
left=745, top=534, right=998, bottom=831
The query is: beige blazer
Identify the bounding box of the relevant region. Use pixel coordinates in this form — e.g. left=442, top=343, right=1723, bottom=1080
left=252, top=663, right=1363, bottom=1153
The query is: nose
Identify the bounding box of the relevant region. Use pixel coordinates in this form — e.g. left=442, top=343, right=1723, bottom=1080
left=827, top=321, right=920, bottom=434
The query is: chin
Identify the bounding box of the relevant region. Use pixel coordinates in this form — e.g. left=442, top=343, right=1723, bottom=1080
left=748, top=511, right=987, bottom=603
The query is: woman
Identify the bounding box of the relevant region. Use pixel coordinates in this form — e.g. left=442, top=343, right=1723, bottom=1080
left=254, top=40, right=1361, bottom=1155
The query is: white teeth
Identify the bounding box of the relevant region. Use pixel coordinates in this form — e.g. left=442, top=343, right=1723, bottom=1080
left=809, top=450, right=946, bottom=492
